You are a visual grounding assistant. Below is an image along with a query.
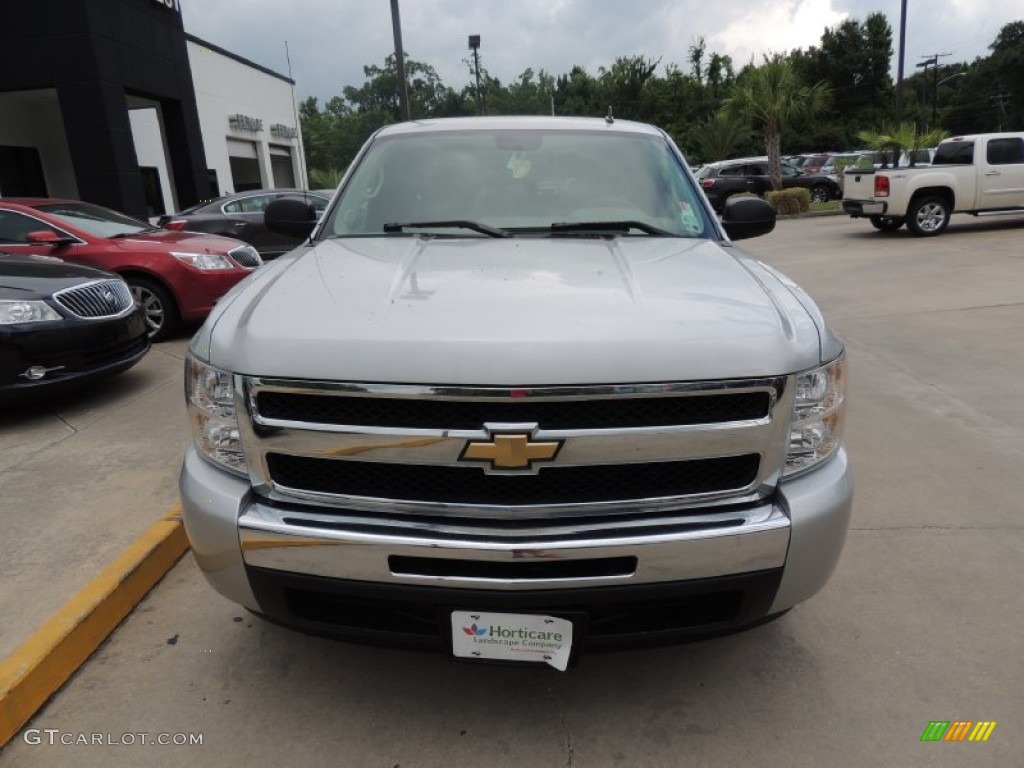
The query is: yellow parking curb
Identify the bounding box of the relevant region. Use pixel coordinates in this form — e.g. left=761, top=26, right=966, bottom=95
left=0, top=505, right=189, bottom=747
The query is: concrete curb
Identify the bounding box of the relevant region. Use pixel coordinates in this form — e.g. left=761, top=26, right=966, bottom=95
left=0, top=505, right=188, bottom=747
left=777, top=209, right=846, bottom=220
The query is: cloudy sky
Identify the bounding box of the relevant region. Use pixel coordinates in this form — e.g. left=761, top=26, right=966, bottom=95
left=181, top=0, right=1021, bottom=103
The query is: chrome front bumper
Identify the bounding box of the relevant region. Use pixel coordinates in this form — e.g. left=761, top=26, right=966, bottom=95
left=180, top=446, right=852, bottom=616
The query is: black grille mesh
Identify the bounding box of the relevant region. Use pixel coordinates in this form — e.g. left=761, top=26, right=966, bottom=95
left=229, top=245, right=262, bottom=269
left=256, top=390, right=771, bottom=430
left=266, top=453, right=760, bottom=506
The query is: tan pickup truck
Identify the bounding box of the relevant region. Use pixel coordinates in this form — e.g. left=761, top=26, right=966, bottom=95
left=842, top=132, right=1024, bottom=236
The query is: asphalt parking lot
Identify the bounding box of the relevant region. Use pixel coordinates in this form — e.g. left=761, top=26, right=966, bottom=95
left=2, top=212, right=1022, bottom=766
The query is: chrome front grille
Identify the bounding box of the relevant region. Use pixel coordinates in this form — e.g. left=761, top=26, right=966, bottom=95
left=254, top=389, right=772, bottom=430
left=264, top=453, right=762, bottom=506
left=229, top=245, right=262, bottom=269
left=238, top=377, right=793, bottom=519
left=53, top=279, right=134, bottom=319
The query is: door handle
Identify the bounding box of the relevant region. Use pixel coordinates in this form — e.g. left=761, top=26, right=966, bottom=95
left=985, top=170, right=1001, bottom=176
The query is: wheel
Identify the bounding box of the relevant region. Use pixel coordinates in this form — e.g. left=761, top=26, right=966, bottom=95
left=906, top=196, right=951, bottom=237
left=809, top=185, right=830, bottom=204
left=128, top=277, right=179, bottom=341
left=869, top=215, right=906, bottom=232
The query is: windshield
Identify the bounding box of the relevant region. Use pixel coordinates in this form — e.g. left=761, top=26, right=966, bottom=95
left=324, top=129, right=711, bottom=238
left=36, top=202, right=151, bottom=238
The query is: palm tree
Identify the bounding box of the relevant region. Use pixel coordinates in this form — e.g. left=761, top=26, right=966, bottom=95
left=857, top=123, right=949, bottom=167
left=308, top=167, right=346, bottom=189
left=722, top=57, right=831, bottom=190
left=687, top=112, right=751, bottom=164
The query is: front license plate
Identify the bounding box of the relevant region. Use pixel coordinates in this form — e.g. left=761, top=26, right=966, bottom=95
left=451, top=611, right=574, bottom=671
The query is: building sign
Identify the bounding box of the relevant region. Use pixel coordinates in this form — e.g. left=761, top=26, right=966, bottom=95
left=153, top=0, right=182, bottom=11
left=270, top=124, right=298, bottom=139
left=229, top=114, right=264, bottom=132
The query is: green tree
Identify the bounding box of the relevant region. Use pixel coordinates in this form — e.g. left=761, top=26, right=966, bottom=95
left=596, top=55, right=662, bottom=118
left=555, top=66, right=601, bottom=117
left=789, top=13, right=892, bottom=148
left=987, top=21, right=1024, bottom=128
left=343, top=54, right=454, bottom=119
left=723, top=57, right=832, bottom=189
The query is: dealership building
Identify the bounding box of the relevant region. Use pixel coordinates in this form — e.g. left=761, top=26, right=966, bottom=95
left=0, top=0, right=307, bottom=219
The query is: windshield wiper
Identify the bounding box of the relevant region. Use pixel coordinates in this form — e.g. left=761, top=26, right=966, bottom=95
left=110, top=228, right=161, bottom=238
left=549, top=220, right=677, bottom=236
left=383, top=220, right=509, bottom=238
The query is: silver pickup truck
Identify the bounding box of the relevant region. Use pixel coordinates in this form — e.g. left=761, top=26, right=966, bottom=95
left=180, top=117, right=852, bottom=669
left=843, top=132, right=1024, bottom=235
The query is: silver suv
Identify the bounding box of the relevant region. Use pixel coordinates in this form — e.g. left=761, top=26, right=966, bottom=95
left=180, top=117, right=851, bottom=669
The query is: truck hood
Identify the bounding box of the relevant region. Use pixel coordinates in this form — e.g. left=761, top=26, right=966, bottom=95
left=204, top=236, right=823, bottom=384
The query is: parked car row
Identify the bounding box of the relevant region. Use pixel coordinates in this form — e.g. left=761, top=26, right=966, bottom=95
left=694, top=157, right=841, bottom=212
left=0, top=198, right=263, bottom=340
left=0, top=186, right=339, bottom=405
left=789, top=150, right=938, bottom=186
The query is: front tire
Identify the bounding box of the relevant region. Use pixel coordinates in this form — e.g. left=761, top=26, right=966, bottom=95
left=870, top=215, right=905, bottom=232
left=906, top=196, right=951, bottom=237
left=810, top=185, right=830, bottom=204
left=128, top=277, right=179, bottom=341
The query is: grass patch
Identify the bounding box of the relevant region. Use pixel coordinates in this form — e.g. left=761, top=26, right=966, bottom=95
left=809, top=200, right=841, bottom=213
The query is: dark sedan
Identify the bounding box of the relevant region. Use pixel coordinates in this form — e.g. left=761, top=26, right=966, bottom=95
left=158, top=190, right=331, bottom=259
left=695, top=158, right=841, bottom=212
left=0, top=253, right=149, bottom=404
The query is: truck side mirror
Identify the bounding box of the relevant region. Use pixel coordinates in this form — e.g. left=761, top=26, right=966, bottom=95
left=265, top=198, right=318, bottom=239
left=721, top=197, right=776, bottom=241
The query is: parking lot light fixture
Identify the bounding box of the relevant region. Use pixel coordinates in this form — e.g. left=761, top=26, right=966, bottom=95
left=469, top=35, right=483, bottom=115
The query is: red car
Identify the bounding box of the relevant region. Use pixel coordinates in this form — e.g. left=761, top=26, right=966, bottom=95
left=0, top=198, right=262, bottom=340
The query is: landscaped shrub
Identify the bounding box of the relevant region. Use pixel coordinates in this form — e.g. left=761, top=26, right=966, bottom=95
left=765, top=188, right=811, bottom=215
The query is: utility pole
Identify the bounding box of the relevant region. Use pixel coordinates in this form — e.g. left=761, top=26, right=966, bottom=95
left=390, top=0, right=410, bottom=121
left=916, top=53, right=951, bottom=127
left=990, top=91, right=1010, bottom=131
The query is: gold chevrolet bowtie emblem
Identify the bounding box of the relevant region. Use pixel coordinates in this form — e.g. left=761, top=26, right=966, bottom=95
left=461, top=433, right=562, bottom=470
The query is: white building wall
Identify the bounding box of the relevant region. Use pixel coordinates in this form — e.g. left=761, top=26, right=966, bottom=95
left=0, top=89, right=79, bottom=199
left=128, top=106, right=175, bottom=213
left=187, top=39, right=305, bottom=198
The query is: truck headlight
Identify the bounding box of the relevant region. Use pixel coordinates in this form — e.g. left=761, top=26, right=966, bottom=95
left=185, top=353, right=246, bottom=475
left=784, top=354, right=846, bottom=477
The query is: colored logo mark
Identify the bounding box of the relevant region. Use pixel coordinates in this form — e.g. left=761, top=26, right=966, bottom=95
left=462, top=623, right=487, bottom=637
left=921, top=721, right=997, bottom=742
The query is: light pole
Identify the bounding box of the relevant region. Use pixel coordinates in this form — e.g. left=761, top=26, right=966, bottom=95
left=390, top=0, right=410, bottom=121
left=895, top=0, right=907, bottom=123
left=468, top=34, right=483, bottom=115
